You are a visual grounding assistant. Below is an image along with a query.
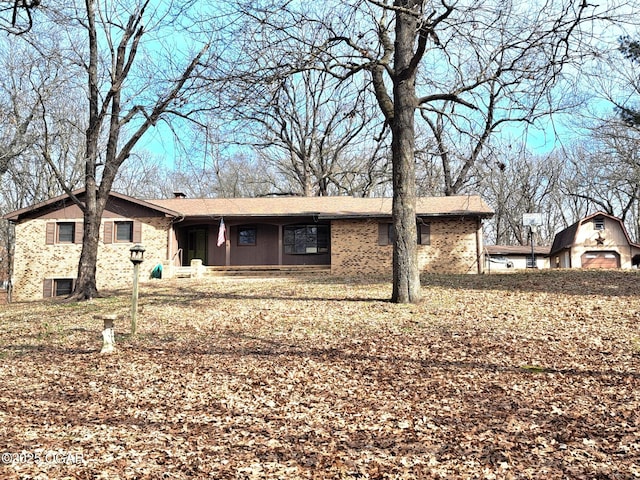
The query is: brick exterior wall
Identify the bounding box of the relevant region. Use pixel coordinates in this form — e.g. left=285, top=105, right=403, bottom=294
left=416, top=217, right=482, bottom=274
left=12, top=217, right=170, bottom=301
left=331, top=219, right=392, bottom=276
left=331, top=217, right=482, bottom=276
left=12, top=211, right=484, bottom=300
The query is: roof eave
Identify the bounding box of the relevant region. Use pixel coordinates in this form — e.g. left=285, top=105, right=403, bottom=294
left=3, top=189, right=182, bottom=222
left=319, top=211, right=493, bottom=221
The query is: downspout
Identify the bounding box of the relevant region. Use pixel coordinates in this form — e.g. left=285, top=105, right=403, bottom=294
left=476, top=217, right=483, bottom=274
left=5, top=220, right=15, bottom=303
left=278, top=223, right=283, bottom=266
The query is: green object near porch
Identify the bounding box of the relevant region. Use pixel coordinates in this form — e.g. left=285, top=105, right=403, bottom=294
left=151, top=263, right=162, bottom=279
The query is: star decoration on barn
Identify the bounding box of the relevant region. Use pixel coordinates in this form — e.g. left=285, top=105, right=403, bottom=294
left=596, top=232, right=605, bottom=246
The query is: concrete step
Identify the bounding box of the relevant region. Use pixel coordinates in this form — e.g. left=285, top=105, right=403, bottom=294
left=204, top=265, right=330, bottom=277
left=174, top=267, right=193, bottom=278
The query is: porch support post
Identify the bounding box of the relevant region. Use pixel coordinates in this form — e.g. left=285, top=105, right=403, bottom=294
left=225, top=228, right=231, bottom=266
left=278, top=224, right=283, bottom=266
left=167, top=223, right=173, bottom=263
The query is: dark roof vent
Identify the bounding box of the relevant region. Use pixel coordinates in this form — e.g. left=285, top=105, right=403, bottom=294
left=173, top=192, right=186, bottom=199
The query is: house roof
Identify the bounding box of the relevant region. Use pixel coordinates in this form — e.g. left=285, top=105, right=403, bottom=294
left=549, top=211, right=639, bottom=256
left=485, top=245, right=550, bottom=256
left=2, top=190, right=181, bottom=222
left=3, top=191, right=493, bottom=222
left=147, top=195, right=494, bottom=219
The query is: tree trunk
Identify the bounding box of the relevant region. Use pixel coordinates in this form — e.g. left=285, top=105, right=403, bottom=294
left=74, top=204, right=102, bottom=300
left=391, top=2, right=421, bottom=304
left=70, top=0, right=100, bottom=300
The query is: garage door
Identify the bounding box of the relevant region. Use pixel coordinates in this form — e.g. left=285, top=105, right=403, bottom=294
left=581, top=251, right=620, bottom=269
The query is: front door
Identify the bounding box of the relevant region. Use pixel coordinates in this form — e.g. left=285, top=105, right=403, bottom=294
left=186, top=228, right=208, bottom=265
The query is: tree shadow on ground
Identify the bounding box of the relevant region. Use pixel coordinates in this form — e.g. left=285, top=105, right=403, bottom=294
left=138, top=270, right=640, bottom=303
left=419, top=269, right=640, bottom=297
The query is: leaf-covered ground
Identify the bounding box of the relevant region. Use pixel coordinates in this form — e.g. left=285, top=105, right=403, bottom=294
left=0, top=270, right=639, bottom=479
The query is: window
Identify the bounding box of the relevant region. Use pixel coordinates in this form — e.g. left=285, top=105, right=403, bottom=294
left=46, top=222, right=82, bottom=245
left=378, top=221, right=430, bottom=246
left=115, top=221, right=133, bottom=242
left=55, top=279, right=74, bottom=296
left=57, top=223, right=75, bottom=243
left=378, top=223, right=394, bottom=246
left=43, top=278, right=75, bottom=298
left=594, top=217, right=605, bottom=230
left=103, top=220, right=141, bottom=244
left=418, top=222, right=431, bottom=245
left=284, top=225, right=329, bottom=254
left=238, top=227, right=257, bottom=246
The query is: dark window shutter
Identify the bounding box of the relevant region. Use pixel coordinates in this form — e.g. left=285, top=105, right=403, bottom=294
left=103, top=222, right=113, bottom=244
left=132, top=221, right=142, bottom=243
left=43, top=279, right=53, bottom=298
left=378, top=223, right=390, bottom=246
left=74, top=222, right=84, bottom=244
left=45, top=223, right=56, bottom=245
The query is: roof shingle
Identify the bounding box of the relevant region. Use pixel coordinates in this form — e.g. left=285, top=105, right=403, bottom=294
left=147, top=195, right=493, bottom=218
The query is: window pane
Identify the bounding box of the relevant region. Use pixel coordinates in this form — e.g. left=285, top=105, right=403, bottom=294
left=418, top=223, right=430, bottom=245
left=284, top=228, right=295, bottom=244
left=58, top=223, right=74, bottom=243
left=317, top=225, right=329, bottom=252
left=284, top=224, right=329, bottom=255
left=295, top=227, right=307, bottom=253
left=115, top=222, right=133, bottom=242
left=55, top=279, right=73, bottom=296
left=238, top=227, right=257, bottom=246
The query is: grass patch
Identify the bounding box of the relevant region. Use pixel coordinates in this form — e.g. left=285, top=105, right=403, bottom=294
left=519, top=364, right=549, bottom=373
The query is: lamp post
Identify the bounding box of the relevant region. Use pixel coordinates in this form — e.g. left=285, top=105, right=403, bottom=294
left=129, top=244, right=145, bottom=335
left=529, top=226, right=536, bottom=268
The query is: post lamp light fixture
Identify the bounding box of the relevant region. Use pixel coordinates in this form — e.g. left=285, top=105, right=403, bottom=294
left=129, top=244, right=145, bottom=335
left=129, top=244, right=146, bottom=265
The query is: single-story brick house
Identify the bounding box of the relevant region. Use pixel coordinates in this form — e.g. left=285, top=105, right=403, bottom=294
left=3, top=190, right=493, bottom=301
left=549, top=211, right=640, bottom=269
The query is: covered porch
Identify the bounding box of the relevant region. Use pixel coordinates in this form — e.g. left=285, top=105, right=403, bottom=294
left=167, top=216, right=331, bottom=273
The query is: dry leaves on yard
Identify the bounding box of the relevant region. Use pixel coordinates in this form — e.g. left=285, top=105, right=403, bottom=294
left=0, top=270, right=639, bottom=479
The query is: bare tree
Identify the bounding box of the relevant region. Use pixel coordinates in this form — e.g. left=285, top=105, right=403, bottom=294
left=563, top=29, right=640, bottom=240
left=479, top=147, right=568, bottom=246
left=222, top=60, right=386, bottom=196
left=616, top=35, right=640, bottom=126
left=0, top=0, right=41, bottom=34
left=111, top=151, right=169, bottom=199
left=564, top=123, right=640, bottom=232
left=0, top=34, right=84, bottom=215
left=166, top=152, right=276, bottom=199
left=244, top=0, right=622, bottom=302
left=10, top=0, right=217, bottom=300
left=0, top=34, right=87, bottom=298
left=0, top=36, right=43, bottom=176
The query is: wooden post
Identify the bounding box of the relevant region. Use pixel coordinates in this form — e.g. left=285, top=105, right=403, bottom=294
left=129, top=244, right=145, bottom=336
left=131, top=262, right=140, bottom=335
